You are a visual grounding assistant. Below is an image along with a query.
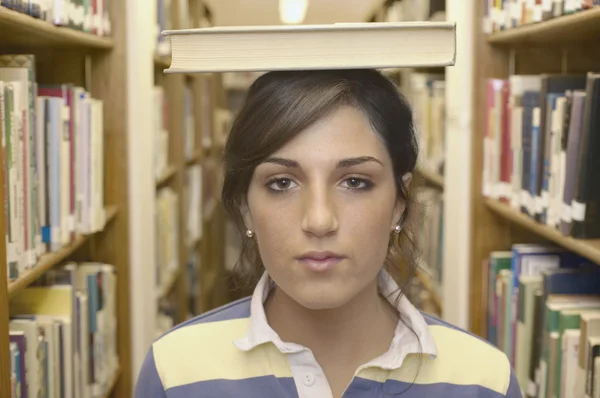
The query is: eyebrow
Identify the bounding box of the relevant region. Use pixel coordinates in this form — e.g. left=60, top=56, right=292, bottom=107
left=262, top=156, right=384, bottom=169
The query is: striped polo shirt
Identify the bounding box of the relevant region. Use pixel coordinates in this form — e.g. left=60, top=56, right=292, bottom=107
left=135, top=270, right=522, bottom=397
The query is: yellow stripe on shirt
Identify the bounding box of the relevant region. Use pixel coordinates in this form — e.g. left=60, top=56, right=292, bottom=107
left=357, top=325, right=511, bottom=395
left=153, top=318, right=294, bottom=389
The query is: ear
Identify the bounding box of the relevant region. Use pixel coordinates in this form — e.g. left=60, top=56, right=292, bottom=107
left=240, top=199, right=254, bottom=231
left=391, top=172, right=412, bottom=229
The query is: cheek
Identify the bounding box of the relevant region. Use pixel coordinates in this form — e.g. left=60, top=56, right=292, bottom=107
left=342, top=195, right=396, bottom=255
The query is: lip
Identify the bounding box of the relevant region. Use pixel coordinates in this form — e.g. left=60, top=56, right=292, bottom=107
left=297, top=251, right=345, bottom=273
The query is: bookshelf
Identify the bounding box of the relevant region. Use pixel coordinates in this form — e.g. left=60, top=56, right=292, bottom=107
left=367, top=0, right=446, bottom=318
left=0, top=2, right=132, bottom=398
left=0, top=6, right=114, bottom=48
left=152, top=0, right=228, bottom=329
left=416, top=167, right=445, bottom=189
left=470, top=1, right=600, bottom=339
left=485, top=198, right=600, bottom=265
left=486, top=6, right=600, bottom=45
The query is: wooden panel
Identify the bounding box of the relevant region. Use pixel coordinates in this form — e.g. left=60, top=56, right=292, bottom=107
left=488, top=7, right=600, bottom=45
left=89, top=0, right=132, bottom=395
left=0, top=6, right=113, bottom=49
left=0, top=133, right=10, bottom=398
left=469, top=0, right=512, bottom=337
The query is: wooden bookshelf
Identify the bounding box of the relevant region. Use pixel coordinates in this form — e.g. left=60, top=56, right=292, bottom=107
left=156, top=164, right=178, bottom=187
left=7, top=206, right=119, bottom=297
left=485, top=199, right=600, bottom=265
left=0, top=1, right=132, bottom=397
left=487, top=7, right=600, bottom=45
left=415, top=267, right=442, bottom=310
left=470, top=4, right=600, bottom=337
left=186, top=149, right=202, bottom=165
left=416, top=167, right=444, bottom=189
left=0, top=6, right=114, bottom=49
left=102, top=366, right=122, bottom=398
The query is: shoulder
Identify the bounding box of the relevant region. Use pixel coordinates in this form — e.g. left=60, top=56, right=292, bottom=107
left=418, top=312, right=522, bottom=398
left=134, top=297, right=253, bottom=397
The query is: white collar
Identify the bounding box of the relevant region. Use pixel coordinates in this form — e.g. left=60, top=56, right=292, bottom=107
left=233, top=269, right=437, bottom=370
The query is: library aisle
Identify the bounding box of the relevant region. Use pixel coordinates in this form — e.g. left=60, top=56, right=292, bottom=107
left=1, top=0, right=600, bottom=398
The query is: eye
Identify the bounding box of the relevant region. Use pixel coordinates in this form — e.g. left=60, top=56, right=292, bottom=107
left=267, top=177, right=298, bottom=192
left=341, top=177, right=372, bottom=190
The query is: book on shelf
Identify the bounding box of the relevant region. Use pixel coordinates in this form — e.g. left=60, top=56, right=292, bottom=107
left=184, top=164, right=202, bottom=246
left=402, top=72, right=446, bottom=176
left=153, top=85, right=169, bottom=179
left=403, top=186, right=443, bottom=316
left=0, top=0, right=112, bottom=36
left=483, top=0, right=600, bottom=34
left=8, top=261, right=119, bottom=398
left=155, top=0, right=173, bottom=56
left=161, top=22, right=456, bottom=73
left=383, top=0, right=446, bottom=23
left=200, top=77, right=212, bottom=150
left=155, top=186, right=179, bottom=294
left=482, top=244, right=600, bottom=398
left=183, top=84, right=195, bottom=161
left=0, top=54, right=106, bottom=281
left=482, top=72, right=600, bottom=239
left=185, top=246, right=200, bottom=316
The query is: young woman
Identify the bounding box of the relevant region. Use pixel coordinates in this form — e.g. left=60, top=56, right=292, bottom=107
left=135, top=69, right=521, bottom=398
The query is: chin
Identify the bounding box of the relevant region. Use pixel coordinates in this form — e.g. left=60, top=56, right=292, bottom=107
left=289, top=285, right=354, bottom=311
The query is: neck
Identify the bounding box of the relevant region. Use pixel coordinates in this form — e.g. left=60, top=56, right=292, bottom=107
left=264, top=278, right=399, bottom=357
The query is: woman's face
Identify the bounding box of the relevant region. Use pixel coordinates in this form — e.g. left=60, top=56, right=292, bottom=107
left=242, top=105, right=406, bottom=310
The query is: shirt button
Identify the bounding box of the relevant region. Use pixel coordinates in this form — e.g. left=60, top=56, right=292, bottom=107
left=303, top=373, right=315, bottom=386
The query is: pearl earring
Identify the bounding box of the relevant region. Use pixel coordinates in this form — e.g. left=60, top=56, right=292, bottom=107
left=245, top=229, right=254, bottom=238
left=394, top=225, right=402, bottom=234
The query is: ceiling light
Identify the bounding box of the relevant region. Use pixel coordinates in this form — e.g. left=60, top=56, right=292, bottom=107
left=279, top=0, right=308, bottom=24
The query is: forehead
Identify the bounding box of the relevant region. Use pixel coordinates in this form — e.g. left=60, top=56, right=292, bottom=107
left=271, top=106, right=390, bottom=163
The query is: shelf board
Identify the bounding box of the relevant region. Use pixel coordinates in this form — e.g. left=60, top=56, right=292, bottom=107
left=416, top=167, right=444, bottom=189
left=487, top=7, right=600, bottom=45
left=185, top=150, right=202, bottom=166
left=155, top=164, right=178, bottom=187
left=157, top=266, right=181, bottom=299
left=485, top=198, right=600, bottom=264
left=415, top=267, right=442, bottom=310
left=0, top=6, right=113, bottom=49
left=102, top=366, right=121, bottom=398
left=7, top=206, right=119, bottom=298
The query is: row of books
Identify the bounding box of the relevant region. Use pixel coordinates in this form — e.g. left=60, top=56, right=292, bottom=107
left=405, top=72, right=446, bottom=177
left=183, top=84, right=195, bottom=161
left=155, top=0, right=172, bottom=57
left=155, top=186, right=179, bottom=296
left=153, top=86, right=169, bottom=180
left=481, top=72, right=600, bottom=239
left=1, top=0, right=112, bottom=36
left=185, top=246, right=200, bottom=317
left=184, top=164, right=202, bottom=247
left=1, top=54, right=106, bottom=280
left=154, top=82, right=200, bottom=179
left=483, top=0, right=600, bottom=34
left=382, top=0, right=445, bottom=22
left=9, top=262, right=119, bottom=398
left=484, top=245, right=600, bottom=398
left=415, top=187, right=444, bottom=292
left=155, top=0, right=207, bottom=57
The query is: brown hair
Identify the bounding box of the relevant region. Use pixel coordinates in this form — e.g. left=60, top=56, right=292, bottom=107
left=221, top=68, right=422, bottom=299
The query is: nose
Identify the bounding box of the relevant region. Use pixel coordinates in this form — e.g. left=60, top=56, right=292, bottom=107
left=300, top=185, right=339, bottom=238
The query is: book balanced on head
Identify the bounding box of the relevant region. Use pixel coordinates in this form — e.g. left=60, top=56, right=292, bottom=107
left=160, top=21, right=456, bottom=74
